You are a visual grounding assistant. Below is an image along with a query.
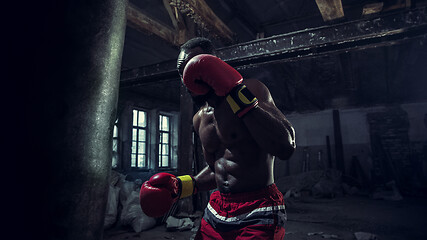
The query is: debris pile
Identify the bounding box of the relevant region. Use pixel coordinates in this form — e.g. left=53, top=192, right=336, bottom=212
left=354, top=232, right=378, bottom=240
left=277, top=169, right=345, bottom=199
left=165, top=216, right=194, bottom=231
left=104, top=171, right=156, bottom=232
left=277, top=169, right=403, bottom=201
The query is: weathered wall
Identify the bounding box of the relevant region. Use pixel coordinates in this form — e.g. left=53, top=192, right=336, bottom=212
left=116, top=89, right=427, bottom=194
left=275, top=102, right=427, bottom=194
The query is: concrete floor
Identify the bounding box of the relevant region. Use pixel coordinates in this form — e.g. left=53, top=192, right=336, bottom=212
left=104, top=195, right=427, bottom=240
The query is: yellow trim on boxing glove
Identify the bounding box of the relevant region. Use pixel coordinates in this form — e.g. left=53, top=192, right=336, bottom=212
left=226, top=84, right=258, bottom=117
left=226, top=95, right=240, bottom=113
left=237, top=85, right=257, bottom=105
left=177, top=175, right=194, bottom=199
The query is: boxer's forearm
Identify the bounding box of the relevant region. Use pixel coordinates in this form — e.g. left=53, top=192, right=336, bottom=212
left=194, top=165, right=217, bottom=192
left=242, top=104, right=296, bottom=160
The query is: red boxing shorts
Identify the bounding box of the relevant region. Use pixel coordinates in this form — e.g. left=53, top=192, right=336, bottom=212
left=194, top=184, right=287, bottom=240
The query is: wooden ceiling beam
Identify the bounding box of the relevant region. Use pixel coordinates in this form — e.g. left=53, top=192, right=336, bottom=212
left=126, top=2, right=179, bottom=46
left=126, top=1, right=234, bottom=46
left=170, top=0, right=234, bottom=43
left=120, top=7, right=427, bottom=87
left=314, top=0, right=345, bottom=22
left=163, top=0, right=180, bottom=30
left=163, top=0, right=189, bottom=45
left=362, top=2, right=384, bottom=16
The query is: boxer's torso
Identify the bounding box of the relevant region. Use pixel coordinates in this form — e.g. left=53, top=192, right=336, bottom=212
left=193, top=86, right=275, bottom=193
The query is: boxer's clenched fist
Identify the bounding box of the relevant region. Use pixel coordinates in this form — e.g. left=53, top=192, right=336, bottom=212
left=182, top=54, right=258, bottom=117
left=139, top=173, right=195, bottom=217
left=182, top=54, right=243, bottom=96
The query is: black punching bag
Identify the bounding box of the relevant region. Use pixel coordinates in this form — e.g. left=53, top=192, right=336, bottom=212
left=40, top=0, right=128, bottom=239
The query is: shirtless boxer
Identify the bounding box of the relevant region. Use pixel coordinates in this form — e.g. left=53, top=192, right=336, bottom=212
left=140, top=37, right=296, bottom=239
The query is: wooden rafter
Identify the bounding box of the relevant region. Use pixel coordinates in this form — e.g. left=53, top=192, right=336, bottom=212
left=314, top=0, right=345, bottom=22
left=362, top=2, right=384, bottom=16
left=163, top=0, right=188, bottom=45
left=163, top=0, right=180, bottom=30
left=170, top=0, right=234, bottom=42
left=120, top=7, right=427, bottom=87
left=383, top=0, right=411, bottom=11
left=126, top=1, right=233, bottom=45
left=126, top=2, right=179, bottom=46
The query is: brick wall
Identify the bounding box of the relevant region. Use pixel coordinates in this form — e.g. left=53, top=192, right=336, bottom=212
left=367, top=106, right=415, bottom=193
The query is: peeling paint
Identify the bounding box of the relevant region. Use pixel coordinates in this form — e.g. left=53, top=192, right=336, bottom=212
left=121, top=7, right=427, bottom=84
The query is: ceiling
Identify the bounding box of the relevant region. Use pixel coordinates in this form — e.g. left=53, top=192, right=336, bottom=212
left=119, top=0, right=427, bottom=113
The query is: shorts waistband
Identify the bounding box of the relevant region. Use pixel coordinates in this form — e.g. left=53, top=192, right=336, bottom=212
left=218, top=184, right=280, bottom=202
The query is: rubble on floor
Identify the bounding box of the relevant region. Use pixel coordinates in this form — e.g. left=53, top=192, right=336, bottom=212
left=104, top=170, right=156, bottom=233
left=277, top=169, right=346, bottom=199
left=103, top=170, right=426, bottom=240
left=104, top=192, right=427, bottom=240
left=120, top=191, right=156, bottom=232
left=354, top=232, right=378, bottom=240
left=371, top=180, right=403, bottom=201
left=276, top=169, right=404, bottom=202
left=104, top=171, right=202, bottom=234
left=307, top=232, right=340, bottom=239
left=165, top=216, right=194, bottom=231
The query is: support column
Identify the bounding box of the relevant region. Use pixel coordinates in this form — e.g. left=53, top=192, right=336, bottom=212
left=333, top=110, right=345, bottom=174
left=42, top=0, right=128, bottom=239
left=177, top=16, right=196, bottom=175
left=178, top=84, right=194, bottom=175
left=177, top=17, right=196, bottom=214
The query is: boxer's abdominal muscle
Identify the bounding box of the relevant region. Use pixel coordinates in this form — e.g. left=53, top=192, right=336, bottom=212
left=197, top=106, right=274, bottom=193
left=212, top=147, right=274, bottom=193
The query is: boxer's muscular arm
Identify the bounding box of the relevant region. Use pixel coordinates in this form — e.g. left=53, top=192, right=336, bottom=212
left=241, top=79, right=296, bottom=160
left=183, top=55, right=295, bottom=160
left=192, top=112, right=217, bottom=192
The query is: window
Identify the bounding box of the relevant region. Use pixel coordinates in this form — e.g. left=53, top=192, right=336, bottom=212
left=125, top=108, right=177, bottom=171
left=112, top=121, right=119, bottom=169
left=131, top=109, right=147, bottom=168
left=158, top=114, right=171, bottom=168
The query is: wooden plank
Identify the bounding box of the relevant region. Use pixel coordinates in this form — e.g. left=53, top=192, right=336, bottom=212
left=163, top=0, right=179, bottom=30
left=383, top=0, right=411, bottom=12
left=170, top=0, right=234, bottom=42
left=362, top=2, right=384, bottom=16
left=315, top=0, right=345, bottom=22
left=126, top=2, right=178, bottom=45
left=120, top=7, right=427, bottom=86
left=163, top=0, right=189, bottom=45
left=217, top=7, right=427, bottom=67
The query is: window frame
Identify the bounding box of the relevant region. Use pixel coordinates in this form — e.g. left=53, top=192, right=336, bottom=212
left=112, top=120, right=119, bottom=169
left=158, top=113, right=172, bottom=169
left=131, top=108, right=148, bottom=169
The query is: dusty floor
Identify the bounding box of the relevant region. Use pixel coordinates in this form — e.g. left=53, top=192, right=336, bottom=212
left=104, top=195, right=427, bottom=240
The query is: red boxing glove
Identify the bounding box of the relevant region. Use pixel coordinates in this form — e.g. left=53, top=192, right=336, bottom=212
left=139, top=173, right=196, bottom=218
left=183, top=54, right=258, bottom=117
left=182, top=54, right=243, bottom=96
